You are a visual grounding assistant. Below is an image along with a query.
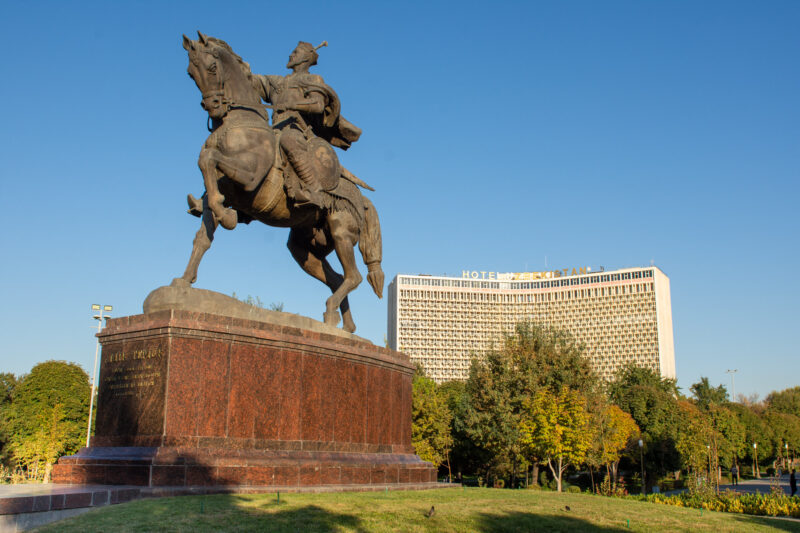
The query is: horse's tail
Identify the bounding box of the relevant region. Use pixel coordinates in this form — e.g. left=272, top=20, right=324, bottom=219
left=358, top=197, right=384, bottom=299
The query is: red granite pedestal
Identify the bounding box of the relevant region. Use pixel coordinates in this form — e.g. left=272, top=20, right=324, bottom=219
left=53, top=310, right=436, bottom=489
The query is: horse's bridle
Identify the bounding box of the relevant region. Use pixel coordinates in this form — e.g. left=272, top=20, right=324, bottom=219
left=197, top=46, right=270, bottom=131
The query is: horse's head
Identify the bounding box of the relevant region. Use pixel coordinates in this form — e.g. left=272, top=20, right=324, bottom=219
left=182, top=32, right=255, bottom=120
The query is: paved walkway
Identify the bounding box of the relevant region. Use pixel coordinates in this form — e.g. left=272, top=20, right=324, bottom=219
left=0, top=484, right=142, bottom=532
left=720, top=475, right=798, bottom=496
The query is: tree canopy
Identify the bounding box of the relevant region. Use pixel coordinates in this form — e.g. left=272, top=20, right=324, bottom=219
left=411, top=369, right=453, bottom=469
left=519, top=387, right=593, bottom=492
left=460, top=323, right=597, bottom=485
left=4, top=361, right=90, bottom=482
left=766, top=387, right=800, bottom=418
left=691, top=377, right=728, bottom=410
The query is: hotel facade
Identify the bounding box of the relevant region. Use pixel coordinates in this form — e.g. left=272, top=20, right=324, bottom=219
left=387, top=266, right=675, bottom=383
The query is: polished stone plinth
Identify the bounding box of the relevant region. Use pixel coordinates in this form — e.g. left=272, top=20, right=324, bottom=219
left=53, top=309, right=436, bottom=487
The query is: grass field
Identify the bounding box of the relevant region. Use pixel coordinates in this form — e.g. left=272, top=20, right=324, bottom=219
left=35, top=487, right=800, bottom=532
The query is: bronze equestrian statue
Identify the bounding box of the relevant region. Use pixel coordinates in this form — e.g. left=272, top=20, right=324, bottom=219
left=176, top=32, right=383, bottom=333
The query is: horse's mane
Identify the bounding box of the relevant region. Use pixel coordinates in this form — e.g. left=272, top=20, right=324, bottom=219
left=206, top=37, right=253, bottom=83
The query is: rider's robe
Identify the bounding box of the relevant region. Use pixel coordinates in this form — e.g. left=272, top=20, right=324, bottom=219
left=254, top=73, right=362, bottom=150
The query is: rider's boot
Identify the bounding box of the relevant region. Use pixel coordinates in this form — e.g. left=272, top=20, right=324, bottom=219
left=286, top=149, right=323, bottom=208
left=292, top=187, right=324, bottom=208
left=187, top=193, right=204, bottom=217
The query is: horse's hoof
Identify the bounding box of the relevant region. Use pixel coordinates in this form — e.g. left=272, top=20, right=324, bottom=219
left=323, top=310, right=340, bottom=327
left=343, top=315, right=356, bottom=334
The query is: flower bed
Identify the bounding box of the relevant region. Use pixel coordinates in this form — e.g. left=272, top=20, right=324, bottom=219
left=644, top=491, right=800, bottom=518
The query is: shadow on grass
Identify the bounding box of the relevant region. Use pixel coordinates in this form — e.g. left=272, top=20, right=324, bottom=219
left=726, top=514, right=800, bottom=532
left=219, top=496, right=364, bottom=533
left=474, top=511, right=628, bottom=532
left=474, top=510, right=800, bottom=532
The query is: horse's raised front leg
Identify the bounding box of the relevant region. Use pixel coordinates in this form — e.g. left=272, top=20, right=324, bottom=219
left=174, top=201, right=218, bottom=287
left=324, top=212, right=362, bottom=332
left=198, top=148, right=237, bottom=230
left=287, top=227, right=356, bottom=333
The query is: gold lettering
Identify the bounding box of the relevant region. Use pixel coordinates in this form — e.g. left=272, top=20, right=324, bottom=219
left=488, top=272, right=495, bottom=280
left=108, top=352, right=126, bottom=363
left=579, top=267, right=587, bottom=275
left=462, top=270, right=470, bottom=278
left=480, top=271, right=486, bottom=279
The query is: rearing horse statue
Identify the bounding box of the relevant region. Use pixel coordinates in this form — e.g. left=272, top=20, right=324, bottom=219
left=176, top=32, right=384, bottom=333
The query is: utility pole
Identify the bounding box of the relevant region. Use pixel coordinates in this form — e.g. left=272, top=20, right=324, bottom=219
left=86, top=304, right=112, bottom=448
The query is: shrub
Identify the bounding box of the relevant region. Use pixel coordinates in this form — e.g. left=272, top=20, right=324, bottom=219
left=645, top=490, right=800, bottom=518
left=567, top=486, right=582, bottom=493
left=598, top=475, right=628, bottom=497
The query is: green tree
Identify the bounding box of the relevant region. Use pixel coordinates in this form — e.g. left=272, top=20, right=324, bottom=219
left=438, top=380, right=488, bottom=482
left=519, top=387, right=593, bottom=492
left=691, top=377, right=728, bottom=410
left=461, top=323, right=596, bottom=486
left=411, top=371, right=453, bottom=471
left=711, top=405, right=745, bottom=470
left=766, top=387, right=800, bottom=418
left=0, top=372, right=17, bottom=464
left=5, top=361, right=90, bottom=482
left=729, top=402, right=773, bottom=475
left=675, top=400, right=714, bottom=492
left=763, top=410, right=800, bottom=467
left=609, top=365, right=682, bottom=480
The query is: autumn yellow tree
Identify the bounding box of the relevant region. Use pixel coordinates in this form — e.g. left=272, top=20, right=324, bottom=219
left=519, top=387, right=593, bottom=492
left=675, top=400, right=714, bottom=493
left=411, top=371, right=453, bottom=471
left=586, top=402, right=640, bottom=491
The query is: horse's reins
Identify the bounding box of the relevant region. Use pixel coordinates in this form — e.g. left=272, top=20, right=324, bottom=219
left=201, top=53, right=271, bottom=131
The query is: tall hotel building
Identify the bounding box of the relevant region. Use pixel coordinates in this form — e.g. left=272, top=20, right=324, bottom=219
left=387, top=266, right=675, bottom=383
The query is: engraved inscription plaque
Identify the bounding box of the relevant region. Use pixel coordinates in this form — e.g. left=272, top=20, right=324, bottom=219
left=94, top=338, right=169, bottom=442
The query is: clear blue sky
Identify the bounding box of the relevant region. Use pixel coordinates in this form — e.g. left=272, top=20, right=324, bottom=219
left=1, top=1, right=797, bottom=399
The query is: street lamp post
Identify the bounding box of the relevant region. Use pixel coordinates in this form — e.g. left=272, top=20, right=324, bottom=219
left=86, top=304, right=112, bottom=448
left=638, top=439, right=645, bottom=494
left=753, top=442, right=760, bottom=479
left=785, top=443, right=790, bottom=471
left=725, top=369, right=738, bottom=402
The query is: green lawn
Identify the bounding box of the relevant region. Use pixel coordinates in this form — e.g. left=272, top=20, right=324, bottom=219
left=35, top=487, right=800, bottom=532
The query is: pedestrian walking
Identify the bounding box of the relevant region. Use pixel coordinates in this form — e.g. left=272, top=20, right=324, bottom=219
left=731, top=464, right=739, bottom=486
left=791, top=469, right=797, bottom=497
